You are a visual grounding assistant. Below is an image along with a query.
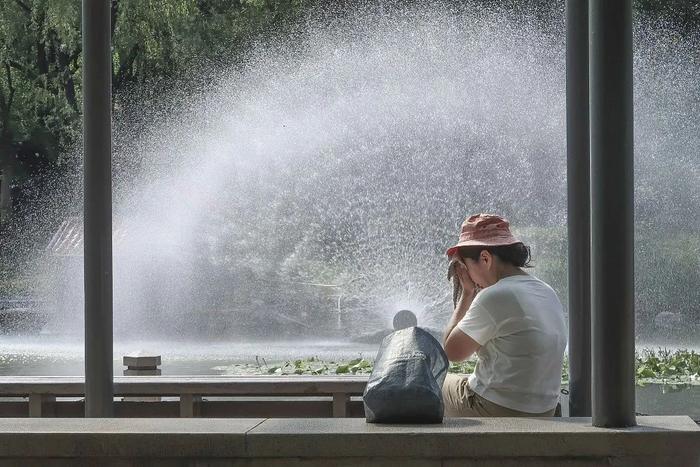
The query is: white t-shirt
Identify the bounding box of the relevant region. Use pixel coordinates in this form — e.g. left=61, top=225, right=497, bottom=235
left=457, top=274, right=567, bottom=413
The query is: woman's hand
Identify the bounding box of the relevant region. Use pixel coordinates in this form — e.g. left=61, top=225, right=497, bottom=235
left=444, top=257, right=480, bottom=346
left=454, top=260, right=478, bottom=297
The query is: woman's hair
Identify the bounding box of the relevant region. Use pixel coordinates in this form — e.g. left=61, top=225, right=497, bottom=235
left=457, top=243, right=532, bottom=268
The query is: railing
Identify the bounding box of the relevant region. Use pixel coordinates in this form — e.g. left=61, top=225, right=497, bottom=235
left=0, top=375, right=368, bottom=418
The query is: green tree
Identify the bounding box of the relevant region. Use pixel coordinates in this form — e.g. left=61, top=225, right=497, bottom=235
left=1, top=0, right=310, bottom=298
left=0, top=0, right=82, bottom=225
left=0, top=0, right=310, bottom=227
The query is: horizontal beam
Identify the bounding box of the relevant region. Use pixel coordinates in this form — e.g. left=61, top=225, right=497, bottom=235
left=0, top=376, right=369, bottom=397
left=0, top=399, right=366, bottom=419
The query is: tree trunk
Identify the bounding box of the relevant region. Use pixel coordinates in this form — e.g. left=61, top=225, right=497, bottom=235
left=0, top=152, right=14, bottom=226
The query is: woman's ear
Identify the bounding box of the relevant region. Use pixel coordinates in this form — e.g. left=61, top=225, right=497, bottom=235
left=480, top=250, right=489, bottom=264
left=481, top=250, right=493, bottom=269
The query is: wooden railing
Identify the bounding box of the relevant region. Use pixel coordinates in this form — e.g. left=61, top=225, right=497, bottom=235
left=0, top=375, right=368, bottom=418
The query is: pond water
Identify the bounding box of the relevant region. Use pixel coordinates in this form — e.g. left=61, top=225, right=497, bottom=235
left=2, top=337, right=697, bottom=376
left=1, top=337, right=697, bottom=421
left=0, top=337, right=378, bottom=376
left=558, top=384, right=700, bottom=422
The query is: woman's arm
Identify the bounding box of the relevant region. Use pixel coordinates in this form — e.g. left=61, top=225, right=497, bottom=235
left=443, top=291, right=474, bottom=344
left=443, top=260, right=481, bottom=362
left=443, top=290, right=481, bottom=362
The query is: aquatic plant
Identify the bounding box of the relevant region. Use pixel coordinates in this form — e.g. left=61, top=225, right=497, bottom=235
left=635, top=349, right=700, bottom=383
left=213, top=349, right=700, bottom=386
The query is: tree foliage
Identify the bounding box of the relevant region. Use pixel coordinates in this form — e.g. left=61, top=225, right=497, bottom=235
left=0, top=0, right=311, bottom=298
left=0, top=0, right=310, bottom=228
left=0, top=0, right=699, bottom=323
left=1, top=0, right=698, bottom=225
left=0, top=0, right=82, bottom=181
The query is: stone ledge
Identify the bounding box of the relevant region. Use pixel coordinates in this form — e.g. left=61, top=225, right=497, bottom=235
left=0, top=416, right=696, bottom=462
left=246, top=416, right=700, bottom=459
left=0, top=418, right=263, bottom=457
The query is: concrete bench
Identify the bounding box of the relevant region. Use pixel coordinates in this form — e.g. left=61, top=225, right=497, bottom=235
left=0, top=376, right=368, bottom=418
left=0, top=416, right=697, bottom=466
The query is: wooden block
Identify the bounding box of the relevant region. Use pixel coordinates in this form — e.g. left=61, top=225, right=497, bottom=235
left=123, top=355, right=161, bottom=369
left=332, top=393, right=349, bottom=418
left=179, top=394, right=201, bottom=418
left=28, top=395, right=41, bottom=417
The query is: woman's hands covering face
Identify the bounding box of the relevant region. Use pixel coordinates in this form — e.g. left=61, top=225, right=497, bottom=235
left=453, top=257, right=479, bottom=296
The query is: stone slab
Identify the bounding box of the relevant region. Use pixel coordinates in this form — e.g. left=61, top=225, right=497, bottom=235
left=123, top=369, right=162, bottom=376
left=123, top=355, right=161, bottom=369
left=0, top=418, right=263, bottom=458
left=0, top=416, right=697, bottom=464
left=0, top=458, right=695, bottom=467
left=0, top=460, right=437, bottom=467
left=236, top=459, right=441, bottom=467
left=245, top=416, right=700, bottom=459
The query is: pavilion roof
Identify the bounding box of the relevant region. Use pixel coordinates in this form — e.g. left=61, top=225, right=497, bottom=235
left=46, top=216, right=129, bottom=257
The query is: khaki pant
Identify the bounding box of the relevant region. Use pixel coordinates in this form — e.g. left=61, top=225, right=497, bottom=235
left=442, top=373, right=557, bottom=417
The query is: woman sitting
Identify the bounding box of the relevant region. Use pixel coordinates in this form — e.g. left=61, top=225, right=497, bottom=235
left=442, top=213, right=566, bottom=417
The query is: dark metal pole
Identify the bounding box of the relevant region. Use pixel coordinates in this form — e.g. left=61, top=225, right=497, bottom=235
left=589, top=0, right=636, bottom=427
left=82, top=0, right=113, bottom=417
left=566, top=0, right=591, bottom=418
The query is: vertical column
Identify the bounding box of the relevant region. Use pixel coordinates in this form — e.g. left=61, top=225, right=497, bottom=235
left=566, top=0, right=591, bottom=417
left=589, top=0, right=636, bottom=427
left=83, top=0, right=114, bottom=417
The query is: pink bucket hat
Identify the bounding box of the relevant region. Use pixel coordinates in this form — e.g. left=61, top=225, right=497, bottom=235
left=446, top=214, right=522, bottom=257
